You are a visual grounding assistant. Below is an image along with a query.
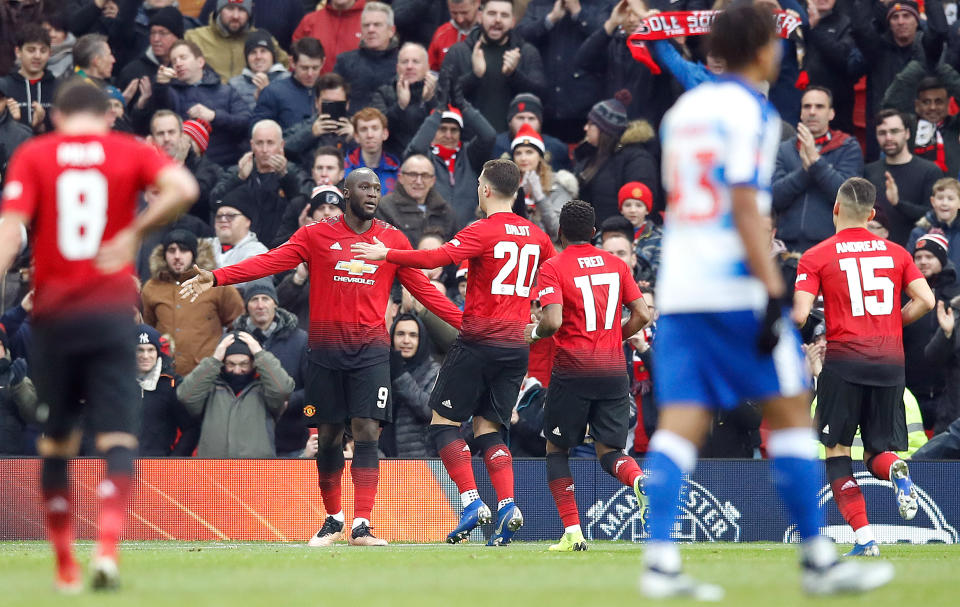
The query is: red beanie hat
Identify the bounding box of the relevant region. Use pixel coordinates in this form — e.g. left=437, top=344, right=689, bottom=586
left=618, top=181, right=653, bottom=212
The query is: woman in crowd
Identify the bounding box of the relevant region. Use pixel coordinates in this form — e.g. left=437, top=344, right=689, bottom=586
left=513, top=123, right=578, bottom=241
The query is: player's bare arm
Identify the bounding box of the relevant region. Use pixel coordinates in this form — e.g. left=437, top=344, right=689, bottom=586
left=525, top=303, right=562, bottom=344
left=622, top=296, right=652, bottom=340
left=732, top=186, right=784, bottom=298
left=792, top=290, right=817, bottom=327
left=0, top=211, right=29, bottom=276
left=901, top=277, right=936, bottom=326
left=179, top=264, right=216, bottom=302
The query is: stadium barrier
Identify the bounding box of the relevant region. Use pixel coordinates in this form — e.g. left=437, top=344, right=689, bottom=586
left=1, top=459, right=956, bottom=544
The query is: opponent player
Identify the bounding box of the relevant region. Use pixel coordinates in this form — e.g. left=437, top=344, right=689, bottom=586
left=524, top=200, right=652, bottom=552
left=643, top=5, right=894, bottom=598
left=180, top=169, right=462, bottom=547
left=353, top=159, right=555, bottom=545
left=793, top=177, right=932, bottom=556
left=0, top=80, right=199, bottom=591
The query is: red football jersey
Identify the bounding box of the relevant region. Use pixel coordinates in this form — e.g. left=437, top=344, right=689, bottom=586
left=213, top=216, right=462, bottom=369
left=795, top=227, right=923, bottom=385
left=537, top=243, right=641, bottom=382
left=1, top=132, right=172, bottom=320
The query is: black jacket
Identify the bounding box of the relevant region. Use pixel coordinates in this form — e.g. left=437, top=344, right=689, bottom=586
left=802, top=9, right=860, bottom=135
left=0, top=69, right=57, bottom=132
left=376, top=184, right=456, bottom=245
left=0, top=358, right=37, bottom=455
left=0, top=107, right=32, bottom=180
left=211, top=163, right=305, bottom=248
left=138, top=357, right=199, bottom=456
left=904, top=264, right=960, bottom=398
left=370, top=77, right=434, bottom=157
left=333, top=40, right=400, bottom=113
left=390, top=313, right=440, bottom=458
left=185, top=148, right=225, bottom=223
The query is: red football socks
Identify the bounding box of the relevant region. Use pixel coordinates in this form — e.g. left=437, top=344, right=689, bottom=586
left=351, top=441, right=379, bottom=522
left=476, top=433, right=514, bottom=504
left=95, top=474, right=132, bottom=560
left=868, top=452, right=900, bottom=481
left=433, top=426, right=478, bottom=494
left=316, top=445, right=344, bottom=516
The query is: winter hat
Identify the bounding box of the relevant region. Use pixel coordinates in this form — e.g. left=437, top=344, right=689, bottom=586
left=244, top=29, right=277, bottom=62
left=243, top=278, right=278, bottom=306
left=915, top=232, right=949, bottom=267
left=511, top=123, right=545, bottom=155
left=104, top=84, right=126, bottom=108
left=183, top=119, right=211, bottom=154
left=440, top=105, right=463, bottom=128
left=507, top=93, right=543, bottom=123
left=618, top=181, right=653, bottom=213
left=886, top=1, right=920, bottom=23
left=215, top=188, right=257, bottom=222
left=224, top=334, right=253, bottom=359
left=310, top=184, right=345, bottom=211
left=136, top=324, right=163, bottom=352
left=148, top=6, right=185, bottom=39
left=456, top=260, right=469, bottom=282
left=162, top=228, right=199, bottom=259
left=218, top=0, right=252, bottom=15
left=587, top=90, right=632, bottom=137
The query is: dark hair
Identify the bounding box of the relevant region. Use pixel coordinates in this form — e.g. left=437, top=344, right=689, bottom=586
left=802, top=85, right=834, bottom=108
left=875, top=108, right=909, bottom=133
left=559, top=200, right=595, bottom=243
left=291, top=36, right=325, bottom=62
left=170, top=39, right=204, bottom=60
left=917, top=75, right=947, bottom=96
left=43, top=12, right=70, bottom=34
left=417, top=227, right=447, bottom=248
left=313, top=145, right=345, bottom=170
left=481, top=159, right=522, bottom=197
left=706, top=3, right=776, bottom=72
left=315, top=73, right=350, bottom=96
left=17, top=23, right=51, bottom=49
left=579, top=128, right=618, bottom=184
left=600, top=214, right=634, bottom=243
left=54, top=79, right=110, bottom=115
left=836, top=177, right=877, bottom=218
left=73, top=34, right=109, bottom=69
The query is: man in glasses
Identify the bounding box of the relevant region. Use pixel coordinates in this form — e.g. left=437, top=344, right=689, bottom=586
left=377, top=153, right=455, bottom=244
left=212, top=188, right=268, bottom=272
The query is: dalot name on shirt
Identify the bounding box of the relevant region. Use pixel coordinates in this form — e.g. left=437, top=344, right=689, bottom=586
left=57, top=142, right=105, bottom=166
left=835, top=240, right=888, bottom=254
left=504, top=224, right=531, bottom=236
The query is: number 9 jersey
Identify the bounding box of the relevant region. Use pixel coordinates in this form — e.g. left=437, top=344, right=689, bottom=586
left=657, top=79, right=783, bottom=314
left=0, top=132, right=172, bottom=320
left=795, top=227, right=922, bottom=385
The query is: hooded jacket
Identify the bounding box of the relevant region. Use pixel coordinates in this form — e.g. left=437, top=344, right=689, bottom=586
left=908, top=212, right=960, bottom=270
left=292, top=0, right=366, bottom=75
left=229, top=64, right=289, bottom=112
left=390, top=313, right=440, bottom=458
left=376, top=182, right=456, bottom=245
left=177, top=350, right=294, bottom=458
left=185, top=14, right=288, bottom=83
left=0, top=69, right=57, bottom=132
left=141, top=238, right=245, bottom=376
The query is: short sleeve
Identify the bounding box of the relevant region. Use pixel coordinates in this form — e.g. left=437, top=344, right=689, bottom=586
left=724, top=97, right=764, bottom=187
left=536, top=260, right=562, bottom=307
left=440, top=221, right=487, bottom=264
left=1, top=145, right=39, bottom=219
left=794, top=250, right=822, bottom=296
left=620, top=260, right=642, bottom=304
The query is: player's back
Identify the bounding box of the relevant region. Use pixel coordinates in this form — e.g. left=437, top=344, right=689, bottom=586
left=796, top=227, right=921, bottom=383
left=2, top=131, right=170, bottom=320
left=448, top=212, right=555, bottom=347
left=537, top=243, right=639, bottom=381
left=657, top=79, right=782, bottom=315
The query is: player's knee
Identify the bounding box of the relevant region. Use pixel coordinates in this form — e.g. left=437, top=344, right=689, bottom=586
left=351, top=418, right=380, bottom=442
left=545, top=441, right=569, bottom=455
left=95, top=432, right=138, bottom=453
left=430, top=410, right=458, bottom=426
left=473, top=416, right=500, bottom=436
left=104, top=444, right=136, bottom=477
left=36, top=431, right=82, bottom=458
left=315, top=424, right=343, bottom=449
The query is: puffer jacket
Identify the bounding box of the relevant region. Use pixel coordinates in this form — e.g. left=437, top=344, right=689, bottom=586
left=184, top=14, right=288, bottom=83
left=376, top=183, right=456, bottom=245
left=390, top=313, right=440, bottom=458
left=908, top=212, right=960, bottom=269
left=527, top=169, right=578, bottom=241
left=251, top=73, right=315, bottom=130
left=177, top=350, right=294, bottom=458
left=141, top=238, right=245, bottom=376
left=228, top=64, right=290, bottom=112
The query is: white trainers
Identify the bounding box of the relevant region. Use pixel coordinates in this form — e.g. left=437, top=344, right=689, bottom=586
left=639, top=568, right=725, bottom=602
left=802, top=560, right=895, bottom=595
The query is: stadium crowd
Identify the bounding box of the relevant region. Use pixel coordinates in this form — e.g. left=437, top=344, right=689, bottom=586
left=1, top=0, right=960, bottom=461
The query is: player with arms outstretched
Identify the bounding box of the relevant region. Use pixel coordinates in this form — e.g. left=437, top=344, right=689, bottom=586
left=353, top=159, right=555, bottom=545
left=524, top=200, right=652, bottom=552
left=642, top=5, right=895, bottom=599
left=793, top=177, right=933, bottom=556
left=180, top=169, right=462, bottom=547
left=0, top=80, right=199, bottom=591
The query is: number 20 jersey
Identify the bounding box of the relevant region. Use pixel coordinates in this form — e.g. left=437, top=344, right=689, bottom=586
left=657, top=78, right=783, bottom=314
left=1, top=132, right=172, bottom=320
left=796, top=227, right=922, bottom=386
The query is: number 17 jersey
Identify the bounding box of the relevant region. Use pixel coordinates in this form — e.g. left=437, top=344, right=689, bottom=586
left=795, top=227, right=922, bottom=386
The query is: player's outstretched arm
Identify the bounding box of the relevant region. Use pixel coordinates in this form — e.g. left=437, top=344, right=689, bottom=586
left=397, top=267, right=463, bottom=330
left=0, top=213, right=28, bottom=277
left=902, top=277, right=936, bottom=326
left=353, top=237, right=454, bottom=269
left=792, top=290, right=817, bottom=327
left=526, top=304, right=562, bottom=344
left=621, top=296, right=652, bottom=340
left=179, top=265, right=215, bottom=302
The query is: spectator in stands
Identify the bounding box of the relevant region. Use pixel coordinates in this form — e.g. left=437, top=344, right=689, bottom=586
left=148, top=110, right=223, bottom=222
left=405, top=92, right=496, bottom=229
left=492, top=93, right=571, bottom=172
left=211, top=189, right=270, bottom=269
left=0, top=24, right=56, bottom=133
left=41, top=13, right=76, bottom=79
left=864, top=109, right=943, bottom=246
left=252, top=37, right=324, bottom=130
left=394, top=0, right=450, bottom=48
left=428, top=0, right=479, bottom=71
left=574, top=90, right=660, bottom=224
left=516, top=0, right=608, bottom=142
left=803, top=0, right=859, bottom=135
left=135, top=324, right=199, bottom=457
left=908, top=179, right=960, bottom=267
left=883, top=65, right=960, bottom=177
left=211, top=119, right=303, bottom=247
left=377, top=153, right=455, bottom=244
left=0, top=326, right=37, bottom=455
left=293, top=0, right=366, bottom=75
left=277, top=149, right=348, bottom=251
left=197, top=0, right=304, bottom=51
left=283, top=73, right=354, bottom=165
left=370, top=42, right=438, bottom=156
left=773, top=86, right=863, bottom=252
left=228, top=30, right=290, bottom=112
left=617, top=181, right=660, bottom=286
left=334, top=2, right=400, bottom=112
left=0, top=85, right=33, bottom=173
left=185, top=0, right=288, bottom=82
left=142, top=228, right=244, bottom=375
left=345, top=107, right=400, bottom=194
left=130, top=3, right=196, bottom=59
left=155, top=40, right=252, bottom=166
left=439, top=0, right=546, bottom=131
left=71, top=33, right=117, bottom=89
left=513, top=124, right=578, bottom=240
left=178, top=331, right=294, bottom=458
left=920, top=295, right=960, bottom=438
left=905, top=233, right=960, bottom=432
left=232, top=279, right=310, bottom=458
left=117, top=6, right=184, bottom=131
left=389, top=312, right=439, bottom=457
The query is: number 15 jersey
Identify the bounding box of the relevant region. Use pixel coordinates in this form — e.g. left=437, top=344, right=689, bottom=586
left=795, top=227, right=922, bottom=386
left=1, top=132, right=172, bottom=320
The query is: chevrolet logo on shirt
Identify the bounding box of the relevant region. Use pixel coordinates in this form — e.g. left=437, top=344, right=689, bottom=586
left=334, top=259, right=378, bottom=285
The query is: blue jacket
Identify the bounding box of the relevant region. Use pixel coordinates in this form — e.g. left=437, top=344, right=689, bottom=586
left=908, top=211, right=960, bottom=269
left=345, top=148, right=401, bottom=195
left=772, top=131, right=864, bottom=250
left=251, top=74, right=314, bottom=131
left=333, top=41, right=400, bottom=113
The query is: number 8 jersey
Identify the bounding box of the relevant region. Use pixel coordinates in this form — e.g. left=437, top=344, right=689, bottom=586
left=1, top=132, right=172, bottom=319
left=657, top=78, right=783, bottom=314
left=795, top=227, right=922, bottom=385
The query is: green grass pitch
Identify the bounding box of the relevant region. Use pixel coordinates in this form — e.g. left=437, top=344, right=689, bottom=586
left=0, top=542, right=955, bottom=606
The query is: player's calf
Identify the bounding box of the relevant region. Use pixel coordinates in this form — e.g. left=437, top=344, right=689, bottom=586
left=826, top=455, right=875, bottom=545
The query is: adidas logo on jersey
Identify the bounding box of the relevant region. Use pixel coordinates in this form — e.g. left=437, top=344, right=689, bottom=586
left=552, top=427, right=561, bottom=436
left=331, top=242, right=342, bottom=250
left=489, top=449, right=509, bottom=460
left=823, top=424, right=830, bottom=434
left=441, top=399, right=453, bottom=408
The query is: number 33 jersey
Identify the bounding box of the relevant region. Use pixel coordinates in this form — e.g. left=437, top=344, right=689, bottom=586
left=796, top=227, right=922, bottom=385
left=657, top=78, right=782, bottom=314
left=1, top=132, right=172, bottom=319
